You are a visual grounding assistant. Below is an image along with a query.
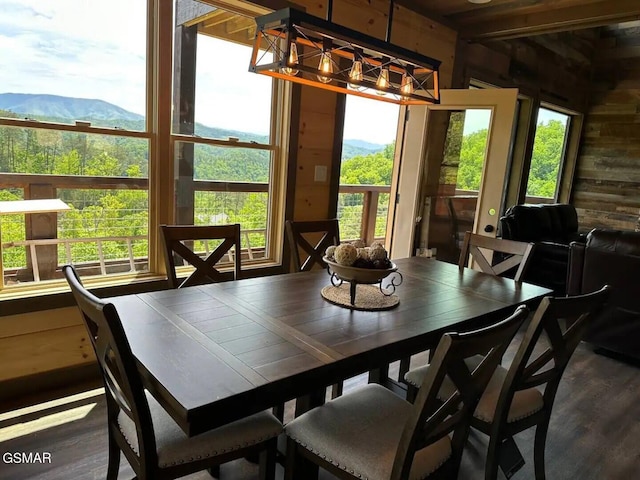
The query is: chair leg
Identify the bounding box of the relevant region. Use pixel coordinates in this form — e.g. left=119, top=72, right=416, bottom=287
left=284, top=437, right=319, bottom=480
left=331, top=381, right=343, bottom=399
left=106, top=433, right=121, bottom=480
left=259, top=438, right=277, bottom=480
left=534, top=421, right=550, bottom=480
left=484, top=434, right=502, bottom=480
left=398, top=356, right=411, bottom=382
left=406, top=384, right=418, bottom=403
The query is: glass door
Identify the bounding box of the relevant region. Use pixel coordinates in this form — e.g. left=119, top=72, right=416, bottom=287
left=388, top=89, right=519, bottom=260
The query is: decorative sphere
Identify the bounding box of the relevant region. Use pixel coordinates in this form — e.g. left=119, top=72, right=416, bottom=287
left=351, top=239, right=366, bottom=249
left=357, top=247, right=370, bottom=261
left=369, top=245, right=388, bottom=262
left=325, top=245, right=337, bottom=260
left=370, top=241, right=384, bottom=249
left=334, top=243, right=358, bottom=266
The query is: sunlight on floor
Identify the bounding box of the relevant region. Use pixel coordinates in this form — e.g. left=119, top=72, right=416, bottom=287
left=0, top=388, right=103, bottom=442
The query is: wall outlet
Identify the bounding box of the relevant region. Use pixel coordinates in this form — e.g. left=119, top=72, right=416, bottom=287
left=314, top=165, right=328, bottom=182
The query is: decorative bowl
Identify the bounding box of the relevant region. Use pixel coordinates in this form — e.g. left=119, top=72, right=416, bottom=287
left=323, top=256, right=397, bottom=284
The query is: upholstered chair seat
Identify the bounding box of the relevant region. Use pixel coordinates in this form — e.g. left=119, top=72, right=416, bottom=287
left=118, top=392, right=282, bottom=469
left=285, top=384, right=452, bottom=480
left=405, top=355, right=544, bottom=423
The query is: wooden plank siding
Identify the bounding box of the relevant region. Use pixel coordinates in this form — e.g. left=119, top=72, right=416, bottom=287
left=573, top=21, right=640, bottom=231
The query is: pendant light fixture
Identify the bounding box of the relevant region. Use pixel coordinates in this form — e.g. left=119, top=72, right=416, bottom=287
left=248, top=1, right=440, bottom=105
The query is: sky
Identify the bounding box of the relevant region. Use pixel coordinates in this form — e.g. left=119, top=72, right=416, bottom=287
left=0, top=0, right=568, bottom=145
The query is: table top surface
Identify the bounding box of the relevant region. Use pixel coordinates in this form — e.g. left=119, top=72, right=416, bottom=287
left=110, top=257, right=552, bottom=436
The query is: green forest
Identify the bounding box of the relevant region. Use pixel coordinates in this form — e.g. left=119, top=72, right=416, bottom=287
left=0, top=107, right=566, bottom=276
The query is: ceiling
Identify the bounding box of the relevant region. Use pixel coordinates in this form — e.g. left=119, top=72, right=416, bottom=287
left=396, top=0, right=640, bottom=41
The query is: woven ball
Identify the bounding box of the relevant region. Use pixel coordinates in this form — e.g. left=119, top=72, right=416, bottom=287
left=351, top=239, right=366, bottom=249
left=325, top=245, right=337, bottom=260
left=369, top=245, right=388, bottom=261
left=357, top=247, right=370, bottom=261
left=370, top=241, right=384, bottom=249
left=334, top=243, right=358, bottom=266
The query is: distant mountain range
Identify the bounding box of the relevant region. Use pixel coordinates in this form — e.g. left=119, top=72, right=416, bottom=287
left=0, top=93, right=386, bottom=158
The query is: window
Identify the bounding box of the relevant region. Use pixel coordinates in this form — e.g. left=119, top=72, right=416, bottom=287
left=172, top=4, right=281, bottom=266
left=525, top=106, right=570, bottom=201
left=0, top=0, right=149, bottom=288
left=339, top=94, right=399, bottom=244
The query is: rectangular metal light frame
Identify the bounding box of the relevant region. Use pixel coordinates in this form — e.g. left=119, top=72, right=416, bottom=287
left=249, top=8, right=441, bottom=105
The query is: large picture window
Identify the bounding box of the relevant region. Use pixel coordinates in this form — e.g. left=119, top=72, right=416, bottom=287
left=0, top=0, right=149, bottom=288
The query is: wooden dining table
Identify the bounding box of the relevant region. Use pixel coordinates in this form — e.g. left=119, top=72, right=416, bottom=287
left=109, top=257, right=552, bottom=437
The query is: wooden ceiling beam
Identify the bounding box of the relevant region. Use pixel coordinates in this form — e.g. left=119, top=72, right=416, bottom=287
left=458, top=0, right=640, bottom=40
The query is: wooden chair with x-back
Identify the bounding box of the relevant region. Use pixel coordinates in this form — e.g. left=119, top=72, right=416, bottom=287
left=160, top=224, right=241, bottom=288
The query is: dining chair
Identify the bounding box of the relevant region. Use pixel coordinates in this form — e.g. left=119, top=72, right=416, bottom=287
left=285, top=219, right=340, bottom=272
left=284, top=304, right=529, bottom=480
left=458, top=231, right=535, bottom=282
left=160, top=224, right=241, bottom=288
left=285, top=218, right=345, bottom=399
left=63, top=264, right=282, bottom=480
left=397, top=232, right=535, bottom=383
left=404, top=285, right=611, bottom=480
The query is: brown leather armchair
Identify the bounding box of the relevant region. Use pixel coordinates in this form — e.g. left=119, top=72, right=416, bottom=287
left=567, top=229, right=640, bottom=361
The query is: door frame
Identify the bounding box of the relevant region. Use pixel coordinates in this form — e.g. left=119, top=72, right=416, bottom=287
left=387, top=88, right=519, bottom=259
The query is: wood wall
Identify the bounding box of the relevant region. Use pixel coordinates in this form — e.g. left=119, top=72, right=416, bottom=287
left=573, top=21, right=640, bottom=230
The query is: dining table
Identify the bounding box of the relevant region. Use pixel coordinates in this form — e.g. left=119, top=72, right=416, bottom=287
left=109, top=256, right=552, bottom=437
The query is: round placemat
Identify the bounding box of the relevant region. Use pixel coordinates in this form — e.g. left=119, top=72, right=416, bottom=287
left=321, top=283, right=400, bottom=311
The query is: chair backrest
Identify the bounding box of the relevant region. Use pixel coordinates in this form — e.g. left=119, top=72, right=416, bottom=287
left=491, top=285, right=611, bottom=433
left=63, top=265, right=157, bottom=471
left=391, top=305, right=530, bottom=480
left=160, top=224, right=241, bottom=288
left=285, top=219, right=340, bottom=272
left=459, top=231, right=535, bottom=282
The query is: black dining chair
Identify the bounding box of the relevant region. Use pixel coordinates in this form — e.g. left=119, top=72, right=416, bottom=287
left=284, top=305, right=529, bottom=480
left=63, top=264, right=281, bottom=480
left=160, top=224, right=242, bottom=288
left=404, top=285, right=611, bottom=480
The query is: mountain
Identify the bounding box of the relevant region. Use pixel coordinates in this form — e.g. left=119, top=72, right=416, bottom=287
left=343, top=139, right=386, bottom=151
left=0, top=93, right=387, bottom=159
left=0, top=93, right=144, bottom=121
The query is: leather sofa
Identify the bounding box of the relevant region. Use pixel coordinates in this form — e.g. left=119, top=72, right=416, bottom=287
left=567, top=229, right=640, bottom=361
left=499, top=203, right=587, bottom=294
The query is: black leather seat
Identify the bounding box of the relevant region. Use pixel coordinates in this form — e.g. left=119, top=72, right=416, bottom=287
left=499, top=203, right=587, bottom=295
left=567, top=229, right=640, bottom=361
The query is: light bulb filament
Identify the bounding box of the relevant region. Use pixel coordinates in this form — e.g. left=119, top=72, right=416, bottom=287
left=317, top=50, right=333, bottom=83
left=282, top=42, right=299, bottom=76
left=376, top=67, right=389, bottom=95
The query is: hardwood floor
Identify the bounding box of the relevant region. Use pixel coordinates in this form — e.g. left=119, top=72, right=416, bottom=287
left=1, top=335, right=639, bottom=480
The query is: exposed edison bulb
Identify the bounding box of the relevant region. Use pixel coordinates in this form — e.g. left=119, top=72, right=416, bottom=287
left=400, top=73, right=414, bottom=98
left=348, top=59, right=363, bottom=89
left=282, top=43, right=299, bottom=76
left=317, top=50, right=333, bottom=83
left=376, top=66, right=390, bottom=95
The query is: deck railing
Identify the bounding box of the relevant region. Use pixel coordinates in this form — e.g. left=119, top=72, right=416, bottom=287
left=0, top=173, right=390, bottom=284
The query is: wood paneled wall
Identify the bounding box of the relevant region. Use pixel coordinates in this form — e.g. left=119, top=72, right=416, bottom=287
left=573, top=22, right=640, bottom=230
